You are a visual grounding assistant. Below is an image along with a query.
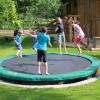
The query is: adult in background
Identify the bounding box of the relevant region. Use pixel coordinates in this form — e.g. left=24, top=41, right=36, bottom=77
left=63, top=16, right=68, bottom=41
left=66, top=16, right=74, bottom=42
left=55, top=17, right=67, bottom=54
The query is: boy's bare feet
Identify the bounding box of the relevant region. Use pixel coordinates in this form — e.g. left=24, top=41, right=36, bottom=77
left=46, top=73, right=50, bottom=75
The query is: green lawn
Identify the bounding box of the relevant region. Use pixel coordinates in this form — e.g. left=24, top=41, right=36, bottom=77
left=0, top=36, right=100, bottom=100
left=0, top=80, right=100, bottom=100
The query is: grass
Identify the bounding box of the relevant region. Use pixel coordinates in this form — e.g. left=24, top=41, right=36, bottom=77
left=0, top=36, right=100, bottom=100
left=0, top=80, right=100, bottom=100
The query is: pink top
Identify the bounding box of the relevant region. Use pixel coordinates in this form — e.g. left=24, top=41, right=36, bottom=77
left=72, top=24, right=85, bottom=36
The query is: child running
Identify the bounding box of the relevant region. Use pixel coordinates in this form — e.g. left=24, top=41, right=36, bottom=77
left=14, top=30, right=23, bottom=58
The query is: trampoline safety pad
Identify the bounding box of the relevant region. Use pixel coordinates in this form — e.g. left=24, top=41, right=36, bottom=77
left=0, top=52, right=100, bottom=82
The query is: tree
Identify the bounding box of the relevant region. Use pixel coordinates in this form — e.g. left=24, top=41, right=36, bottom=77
left=15, top=0, right=33, bottom=14
left=30, top=0, right=61, bottom=18
left=15, top=0, right=61, bottom=19
left=0, top=0, right=19, bottom=28
left=14, top=0, right=61, bottom=28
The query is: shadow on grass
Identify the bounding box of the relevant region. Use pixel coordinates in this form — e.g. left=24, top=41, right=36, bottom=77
left=0, top=41, right=14, bottom=49
left=22, top=36, right=59, bottom=49
left=22, top=36, right=33, bottom=49
left=0, top=36, right=59, bottom=51
left=0, top=36, right=32, bottom=49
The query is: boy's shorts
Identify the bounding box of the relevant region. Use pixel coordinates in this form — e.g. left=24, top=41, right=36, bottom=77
left=37, top=50, right=47, bottom=62
left=57, top=32, right=66, bottom=44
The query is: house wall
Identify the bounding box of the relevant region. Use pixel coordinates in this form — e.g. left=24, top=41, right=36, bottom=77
left=62, top=0, right=100, bottom=38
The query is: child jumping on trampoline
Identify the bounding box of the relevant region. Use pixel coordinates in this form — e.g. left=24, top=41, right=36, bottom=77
left=29, top=28, right=38, bottom=52
left=14, top=30, right=23, bottom=58
left=29, top=27, right=52, bottom=75
left=55, top=17, right=67, bottom=54
left=72, top=21, right=85, bottom=55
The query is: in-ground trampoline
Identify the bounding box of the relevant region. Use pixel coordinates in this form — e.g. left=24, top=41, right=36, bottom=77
left=0, top=52, right=100, bottom=85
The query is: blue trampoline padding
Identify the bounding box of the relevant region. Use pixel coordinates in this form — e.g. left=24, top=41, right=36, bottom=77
left=0, top=52, right=100, bottom=82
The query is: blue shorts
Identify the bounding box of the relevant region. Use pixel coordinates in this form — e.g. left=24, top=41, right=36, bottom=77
left=15, top=44, right=22, bottom=50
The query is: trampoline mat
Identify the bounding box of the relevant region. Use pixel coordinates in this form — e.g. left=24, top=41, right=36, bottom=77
left=1, top=54, right=92, bottom=74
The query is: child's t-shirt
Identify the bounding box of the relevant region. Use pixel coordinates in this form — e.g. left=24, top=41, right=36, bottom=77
left=37, top=32, right=50, bottom=50
left=15, top=34, right=21, bottom=45
left=72, top=24, right=85, bottom=36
